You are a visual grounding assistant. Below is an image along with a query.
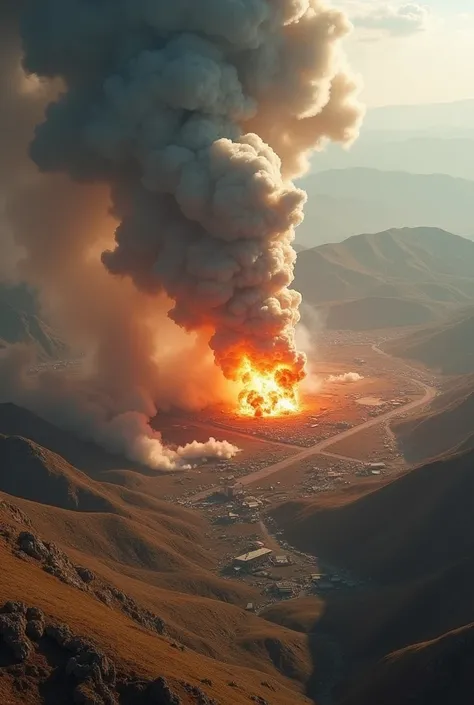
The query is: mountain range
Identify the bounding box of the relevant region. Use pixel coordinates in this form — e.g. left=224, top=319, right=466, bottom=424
left=294, top=227, right=474, bottom=330
left=306, top=99, right=474, bottom=183
left=296, top=169, right=474, bottom=247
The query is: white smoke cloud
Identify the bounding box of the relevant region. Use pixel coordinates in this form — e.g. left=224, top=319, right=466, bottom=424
left=327, top=372, right=364, bottom=383
left=0, top=0, right=363, bottom=465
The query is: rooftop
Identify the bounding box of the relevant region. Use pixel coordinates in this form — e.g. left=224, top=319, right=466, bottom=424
left=234, top=548, right=273, bottom=563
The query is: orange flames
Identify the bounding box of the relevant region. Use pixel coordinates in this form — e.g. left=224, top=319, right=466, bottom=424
left=237, top=357, right=303, bottom=418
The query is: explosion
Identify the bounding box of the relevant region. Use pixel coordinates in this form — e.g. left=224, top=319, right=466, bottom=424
left=0, top=0, right=364, bottom=468
left=237, top=358, right=303, bottom=417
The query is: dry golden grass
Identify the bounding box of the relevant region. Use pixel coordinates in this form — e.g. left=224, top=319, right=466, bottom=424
left=0, top=542, right=312, bottom=705
left=0, top=418, right=314, bottom=703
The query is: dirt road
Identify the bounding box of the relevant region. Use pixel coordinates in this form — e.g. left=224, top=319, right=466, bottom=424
left=190, top=349, right=437, bottom=502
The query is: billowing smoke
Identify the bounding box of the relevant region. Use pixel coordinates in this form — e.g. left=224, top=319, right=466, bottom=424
left=327, top=372, right=364, bottom=384
left=0, top=0, right=363, bottom=467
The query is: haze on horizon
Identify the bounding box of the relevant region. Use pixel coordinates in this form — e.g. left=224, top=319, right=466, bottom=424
left=336, top=0, right=473, bottom=108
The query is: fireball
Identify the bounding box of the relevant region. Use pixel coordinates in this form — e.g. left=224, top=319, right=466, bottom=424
left=237, top=357, right=303, bottom=418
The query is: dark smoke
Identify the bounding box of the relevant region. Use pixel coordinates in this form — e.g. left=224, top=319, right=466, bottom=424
left=0, top=0, right=363, bottom=468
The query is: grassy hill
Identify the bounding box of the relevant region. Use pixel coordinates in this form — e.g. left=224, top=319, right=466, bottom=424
left=0, top=402, right=131, bottom=476
left=0, top=410, right=314, bottom=704
left=341, top=622, right=474, bottom=705
left=272, top=448, right=474, bottom=585
left=0, top=532, right=310, bottom=705
left=387, top=309, right=474, bottom=374
left=294, top=227, right=474, bottom=330
left=393, top=375, right=474, bottom=462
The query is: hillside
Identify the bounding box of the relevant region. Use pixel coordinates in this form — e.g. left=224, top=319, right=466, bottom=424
left=0, top=416, right=315, bottom=704
left=0, top=528, right=311, bottom=705
left=0, top=284, right=66, bottom=359
left=295, top=169, right=474, bottom=246
left=272, top=448, right=474, bottom=585
left=387, top=310, right=474, bottom=374
left=294, top=227, right=474, bottom=329
left=0, top=434, right=119, bottom=512
left=0, top=402, right=132, bottom=476
left=341, top=623, right=474, bottom=705
left=270, top=449, right=474, bottom=702
left=263, top=559, right=474, bottom=704
left=393, top=375, right=474, bottom=462
left=325, top=296, right=437, bottom=331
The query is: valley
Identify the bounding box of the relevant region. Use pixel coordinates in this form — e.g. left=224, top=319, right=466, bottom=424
left=2, top=227, right=474, bottom=704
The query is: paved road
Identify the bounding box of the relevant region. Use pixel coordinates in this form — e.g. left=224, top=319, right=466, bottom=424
left=190, top=349, right=437, bottom=502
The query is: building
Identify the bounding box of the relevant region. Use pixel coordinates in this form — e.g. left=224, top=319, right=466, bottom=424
left=223, top=482, right=244, bottom=499
left=273, top=581, right=296, bottom=596
left=273, top=555, right=290, bottom=566
left=233, top=548, right=273, bottom=570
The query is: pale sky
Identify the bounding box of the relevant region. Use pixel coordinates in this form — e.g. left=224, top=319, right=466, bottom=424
left=339, top=1, right=474, bottom=106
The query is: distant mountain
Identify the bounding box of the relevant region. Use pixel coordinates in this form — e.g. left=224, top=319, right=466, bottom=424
left=304, top=99, right=474, bottom=183
left=296, top=169, right=474, bottom=247
left=307, top=136, right=474, bottom=183
left=0, top=283, right=66, bottom=359
left=387, top=309, right=474, bottom=374
left=293, top=227, right=474, bottom=329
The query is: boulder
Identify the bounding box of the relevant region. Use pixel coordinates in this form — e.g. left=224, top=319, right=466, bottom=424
left=26, top=619, right=44, bottom=641
left=149, top=677, right=181, bottom=705
left=0, top=613, right=31, bottom=662
left=17, top=532, right=49, bottom=560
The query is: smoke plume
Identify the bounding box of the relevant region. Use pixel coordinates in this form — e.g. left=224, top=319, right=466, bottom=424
left=327, top=372, right=364, bottom=384
left=0, top=0, right=363, bottom=467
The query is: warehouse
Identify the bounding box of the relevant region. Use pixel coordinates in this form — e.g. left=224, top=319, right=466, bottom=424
left=233, top=548, right=273, bottom=570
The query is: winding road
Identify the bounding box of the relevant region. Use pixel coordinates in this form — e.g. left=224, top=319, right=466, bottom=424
left=190, top=347, right=437, bottom=502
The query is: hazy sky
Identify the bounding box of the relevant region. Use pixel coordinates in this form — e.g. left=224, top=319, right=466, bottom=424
left=340, top=1, right=474, bottom=106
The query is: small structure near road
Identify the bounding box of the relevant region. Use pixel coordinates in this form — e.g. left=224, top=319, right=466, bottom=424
left=223, top=483, right=244, bottom=499
left=273, top=555, right=291, bottom=566
left=273, top=581, right=296, bottom=597
left=233, top=548, right=273, bottom=571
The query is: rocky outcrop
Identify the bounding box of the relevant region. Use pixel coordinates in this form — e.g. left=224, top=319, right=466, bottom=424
left=9, top=523, right=166, bottom=638
left=0, top=602, right=205, bottom=705
left=0, top=602, right=44, bottom=662
left=149, top=677, right=181, bottom=704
